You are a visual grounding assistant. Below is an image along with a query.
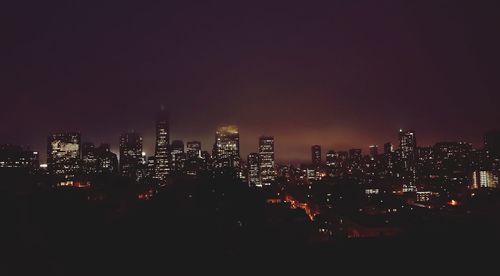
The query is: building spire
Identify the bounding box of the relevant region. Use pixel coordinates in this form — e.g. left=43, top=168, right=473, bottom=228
left=160, top=104, right=165, bottom=112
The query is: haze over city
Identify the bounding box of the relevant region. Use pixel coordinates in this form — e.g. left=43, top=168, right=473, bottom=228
left=2, top=0, right=500, bottom=162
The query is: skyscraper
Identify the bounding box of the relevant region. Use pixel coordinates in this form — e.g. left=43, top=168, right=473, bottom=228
left=47, top=132, right=81, bottom=179
left=247, top=153, right=260, bottom=187
left=214, top=125, right=240, bottom=168
left=171, top=140, right=185, bottom=172
left=325, top=150, right=337, bottom=167
left=259, top=136, right=276, bottom=186
left=312, top=145, right=321, bottom=166
left=399, top=129, right=417, bottom=192
left=155, top=107, right=170, bottom=179
left=484, top=131, right=500, bottom=160
left=369, top=145, right=379, bottom=157
left=384, top=142, right=394, bottom=154
left=119, top=132, right=143, bottom=179
left=186, top=141, right=202, bottom=159
left=96, top=144, right=118, bottom=174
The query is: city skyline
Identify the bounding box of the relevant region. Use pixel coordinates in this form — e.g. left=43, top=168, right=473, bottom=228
left=1, top=119, right=497, bottom=164
left=2, top=1, right=500, bottom=163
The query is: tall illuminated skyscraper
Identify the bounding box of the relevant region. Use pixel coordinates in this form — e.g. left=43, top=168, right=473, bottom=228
left=47, top=132, right=81, bottom=179
left=214, top=125, right=240, bottom=168
left=154, top=107, right=170, bottom=179
left=247, top=153, right=260, bottom=187
left=399, top=129, right=417, bottom=192
left=259, top=136, right=275, bottom=185
left=312, top=145, right=321, bottom=166
left=171, top=140, right=185, bottom=172
left=119, top=132, right=143, bottom=179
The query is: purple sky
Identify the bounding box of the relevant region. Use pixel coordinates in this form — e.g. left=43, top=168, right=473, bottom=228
left=1, top=0, right=499, bottom=162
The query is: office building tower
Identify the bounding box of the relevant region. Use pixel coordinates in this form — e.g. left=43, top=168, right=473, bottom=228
left=171, top=140, right=185, bottom=172
left=384, top=142, right=394, bottom=154
left=369, top=145, right=379, bottom=157
left=119, top=132, right=143, bottom=178
left=47, top=132, right=81, bottom=178
left=399, top=129, right=417, bottom=192
left=247, top=153, right=261, bottom=187
left=484, top=131, right=500, bottom=160
left=214, top=125, right=240, bottom=168
left=312, top=145, right=321, bottom=166
left=326, top=150, right=337, bottom=167
left=186, top=141, right=202, bottom=159
left=82, top=142, right=98, bottom=175
left=259, top=136, right=275, bottom=185
left=471, top=170, right=498, bottom=189
left=96, top=144, right=118, bottom=174
left=349, top=149, right=362, bottom=160
left=155, top=107, right=170, bottom=180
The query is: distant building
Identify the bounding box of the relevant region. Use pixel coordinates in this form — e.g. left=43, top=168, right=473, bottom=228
left=185, top=141, right=202, bottom=176
left=0, top=144, right=39, bottom=171
left=82, top=142, right=98, bottom=175
left=384, top=142, right=394, bottom=154
left=96, top=144, right=118, bottom=174
left=47, top=132, right=81, bottom=179
left=155, top=107, right=170, bottom=180
left=471, top=170, right=498, bottom=189
left=311, top=145, right=321, bottom=166
left=369, top=145, right=379, bottom=157
left=484, top=131, right=500, bottom=160
left=186, top=141, right=202, bottom=159
left=247, top=153, right=260, bottom=187
left=399, top=129, right=417, bottom=192
left=214, top=125, right=240, bottom=168
left=119, top=132, right=143, bottom=179
left=171, top=140, right=185, bottom=172
left=259, top=136, right=276, bottom=185
left=349, top=149, right=362, bottom=161
left=326, top=150, right=337, bottom=167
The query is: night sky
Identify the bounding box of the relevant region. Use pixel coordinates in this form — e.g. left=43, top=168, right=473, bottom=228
left=1, top=0, right=499, bottom=162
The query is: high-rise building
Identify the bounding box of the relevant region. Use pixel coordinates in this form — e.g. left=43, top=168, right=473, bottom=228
left=247, top=153, right=261, bottom=187
left=96, top=144, right=118, bottom=174
left=384, top=142, right=394, bottom=154
left=171, top=140, right=185, bottom=172
left=47, top=133, right=81, bottom=178
left=312, top=145, right=321, bottom=166
left=325, top=150, right=337, bottom=167
left=82, top=142, right=98, bottom=175
left=119, top=132, right=143, bottom=179
left=349, top=149, right=362, bottom=161
left=214, top=125, right=240, bottom=168
left=259, top=136, right=275, bottom=185
left=471, top=170, right=498, bottom=189
left=484, top=131, right=500, bottom=160
left=399, top=129, right=417, bottom=166
left=369, top=145, right=379, bottom=157
left=398, top=129, right=417, bottom=192
left=155, top=107, right=170, bottom=180
left=186, top=141, right=202, bottom=159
